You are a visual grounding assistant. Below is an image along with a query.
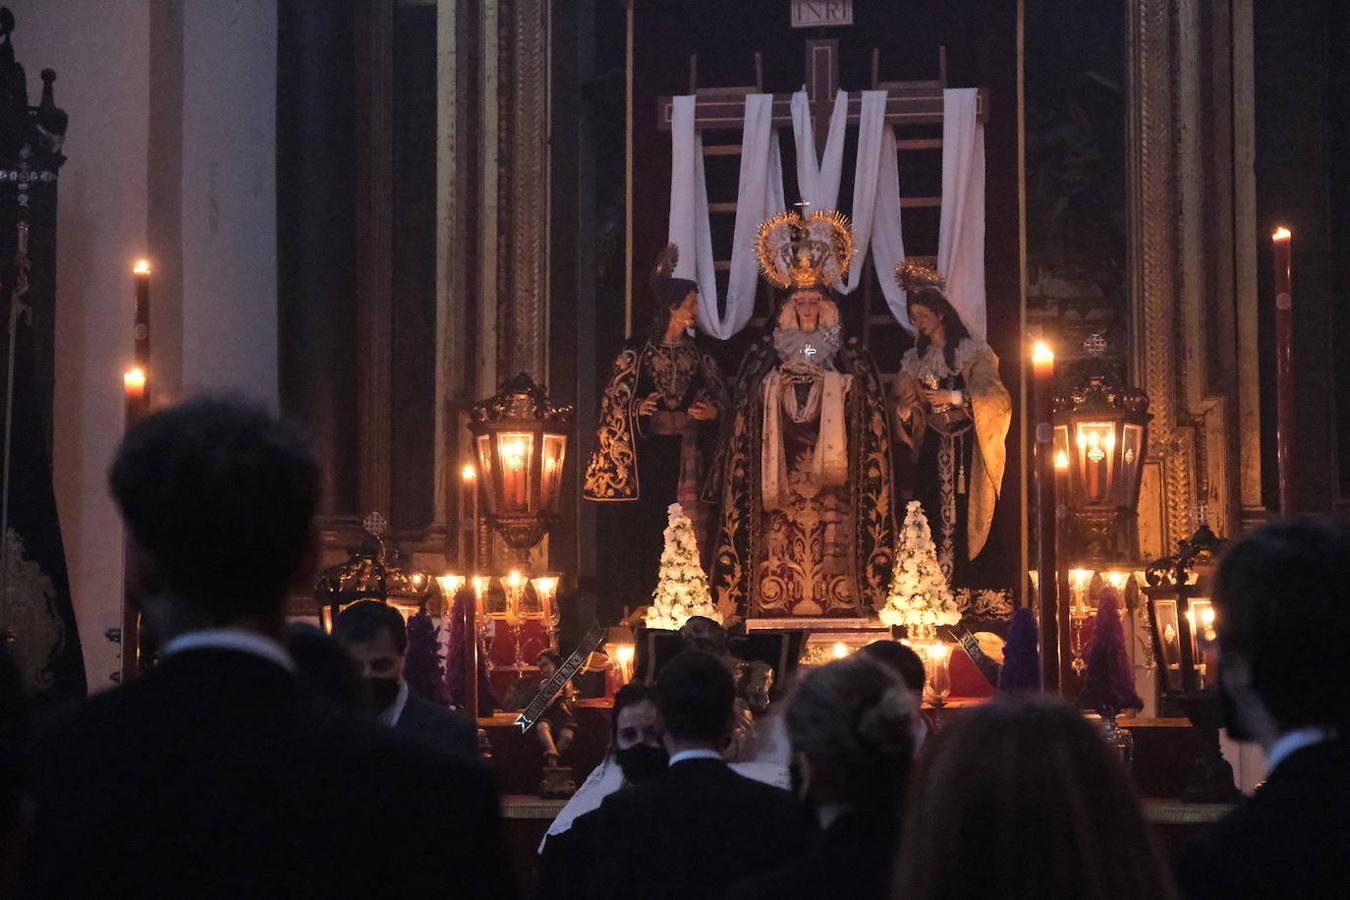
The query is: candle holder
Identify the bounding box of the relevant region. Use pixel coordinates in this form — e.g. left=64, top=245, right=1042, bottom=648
left=531, top=575, right=561, bottom=651
left=471, top=575, right=494, bottom=675
left=1067, top=568, right=1095, bottom=677
left=502, top=570, right=529, bottom=676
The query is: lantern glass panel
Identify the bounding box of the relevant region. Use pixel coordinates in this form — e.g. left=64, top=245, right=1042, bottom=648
left=1187, top=597, right=1219, bottom=690
left=496, top=431, right=535, bottom=512
left=476, top=435, right=496, bottom=511
left=1153, top=597, right=1184, bottom=692
left=541, top=433, right=567, bottom=512
left=1074, top=421, right=1117, bottom=503
left=1121, top=424, right=1144, bottom=503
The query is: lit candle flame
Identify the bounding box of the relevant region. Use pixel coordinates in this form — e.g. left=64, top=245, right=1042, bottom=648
left=1271, top=226, right=1292, bottom=242
left=831, top=641, right=849, bottom=659
left=1054, top=449, right=1070, bottom=471
left=133, top=259, right=152, bottom=275
left=1031, top=341, right=1054, bottom=366
left=461, top=464, right=477, bottom=482
left=615, top=644, right=635, bottom=666
left=123, top=367, right=147, bottom=393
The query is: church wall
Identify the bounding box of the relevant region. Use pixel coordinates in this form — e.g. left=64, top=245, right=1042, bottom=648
left=11, top=0, right=279, bottom=688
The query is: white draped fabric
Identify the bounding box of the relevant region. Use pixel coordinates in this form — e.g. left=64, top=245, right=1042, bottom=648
left=667, top=93, right=784, bottom=340
left=790, top=89, right=848, bottom=211
left=936, top=87, right=987, bottom=340
left=667, top=86, right=985, bottom=340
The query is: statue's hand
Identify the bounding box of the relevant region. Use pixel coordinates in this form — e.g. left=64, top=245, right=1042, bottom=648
left=688, top=399, right=718, bottom=421
left=637, top=394, right=659, bottom=417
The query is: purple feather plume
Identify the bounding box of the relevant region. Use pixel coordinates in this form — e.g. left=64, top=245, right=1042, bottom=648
left=1077, top=589, right=1143, bottom=714
left=999, top=608, right=1041, bottom=691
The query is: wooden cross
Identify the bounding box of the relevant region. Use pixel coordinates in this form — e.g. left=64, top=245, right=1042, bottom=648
left=657, top=39, right=988, bottom=155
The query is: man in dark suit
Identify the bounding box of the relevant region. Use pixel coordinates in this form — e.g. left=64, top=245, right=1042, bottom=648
left=334, top=598, right=477, bottom=757
left=22, top=397, right=515, bottom=899
left=580, top=650, right=812, bottom=899
left=1178, top=517, right=1350, bottom=899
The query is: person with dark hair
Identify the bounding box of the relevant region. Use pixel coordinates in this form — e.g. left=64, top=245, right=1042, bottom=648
left=22, top=397, right=513, bottom=898
left=287, top=621, right=366, bottom=710
left=532, top=649, right=579, bottom=767
left=729, top=655, right=917, bottom=900
left=584, top=244, right=728, bottom=611
left=860, top=639, right=929, bottom=750
left=536, top=683, right=668, bottom=898
left=894, top=260, right=1011, bottom=587
left=333, top=599, right=476, bottom=757
left=894, top=694, right=1176, bottom=900
left=1178, top=516, right=1350, bottom=899
left=580, top=650, right=811, bottom=898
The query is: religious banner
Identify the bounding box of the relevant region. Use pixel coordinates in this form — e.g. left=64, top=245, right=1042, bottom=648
left=0, top=15, right=86, bottom=703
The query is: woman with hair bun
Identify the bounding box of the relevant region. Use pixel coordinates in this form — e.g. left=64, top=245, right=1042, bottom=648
left=728, top=655, right=918, bottom=900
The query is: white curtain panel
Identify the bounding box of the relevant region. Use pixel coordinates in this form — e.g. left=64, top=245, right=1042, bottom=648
left=936, top=87, right=987, bottom=341
left=667, top=93, right=785, bottom=340
left=790, top=89, right=849, bottom=211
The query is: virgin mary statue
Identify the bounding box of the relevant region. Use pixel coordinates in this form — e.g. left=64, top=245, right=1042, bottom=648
left=893, top=261, right=1011, bottom=586
left=704, top=210, right=893, bottom=619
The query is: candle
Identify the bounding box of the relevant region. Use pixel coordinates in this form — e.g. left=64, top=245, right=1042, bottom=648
left=1271, top=226, right=1294, bottom=514
left=1031, top=340, right=1060, bottom=691
left=123, top=367, right=147, bottom=400
left=463, top=464, right=481, bottom=570
left=132, top=259, right=151, bottom=369
left=459, top=464, right=476, bottom=567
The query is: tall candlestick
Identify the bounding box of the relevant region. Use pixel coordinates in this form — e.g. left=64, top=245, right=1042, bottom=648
left=1031, top=341, right=1060, bottom=692
left=459, top=464, right=476, bottom=567
left=1271, top=226, right=1294, bottom=515
left=121, top=260, right=152, bottom=685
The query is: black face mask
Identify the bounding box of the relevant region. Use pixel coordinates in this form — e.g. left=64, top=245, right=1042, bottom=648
left=615, top=744, right=669, bottom=784
left=365, top=677, right=401, bottom=713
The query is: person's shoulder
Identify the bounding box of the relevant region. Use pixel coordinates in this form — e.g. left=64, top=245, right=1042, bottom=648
left=397, top=694, right=477, bottom=755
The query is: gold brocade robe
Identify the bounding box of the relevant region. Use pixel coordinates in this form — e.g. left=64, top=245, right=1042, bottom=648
left=704, top=333, right=894, bottom=619
left=896, top=340, right=1011, bottom=562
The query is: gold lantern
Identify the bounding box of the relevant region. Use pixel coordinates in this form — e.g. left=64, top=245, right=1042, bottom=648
left=468, top=373, right=574, bottom=552
left=313, top=512, right=435, bottom=632
left=1142, top=520, right=1240, bottom=803
left=1053, top=368, right=1151, bottom=561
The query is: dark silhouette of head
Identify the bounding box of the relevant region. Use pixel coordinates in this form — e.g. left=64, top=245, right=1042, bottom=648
left=678, top=615, right=730, bottom=657
left=787, top=655, right=916, bottom=818
left=1213, top=516, right=1350, bottom=735
left=894, top=695, right=1177, bottom=900
left=333, top=600, right=408, bottom=656
left=108, top=396, right=320, bottom=627
left=860, top=640, right=927, bottom=695
left=656, top=650, right=735, bottom=747
left=288, top=622, right=366, bottom=710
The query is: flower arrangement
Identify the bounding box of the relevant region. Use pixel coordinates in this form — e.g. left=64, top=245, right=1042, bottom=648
left=879, top=501, right=960, bottom=637
left=645, top=503, right=720, bottom=630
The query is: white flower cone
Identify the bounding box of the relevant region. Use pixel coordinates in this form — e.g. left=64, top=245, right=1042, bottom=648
left=878, top=501, right=960, bottom=632
left=645, top=503, right=721, bottom=630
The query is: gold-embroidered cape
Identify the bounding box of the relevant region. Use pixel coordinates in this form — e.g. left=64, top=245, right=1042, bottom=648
left=583, top=338, right=728, bottom=501
left=703, top=334, right=894, bottom=617
left=896, top=341, right=1011, bottom=558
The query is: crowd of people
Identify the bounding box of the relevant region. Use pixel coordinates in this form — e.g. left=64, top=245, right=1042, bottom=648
left=1, top=396, right=1347, bottom=898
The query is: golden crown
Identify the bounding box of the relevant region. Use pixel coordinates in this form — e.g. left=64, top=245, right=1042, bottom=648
left=895, top=259, right=946, bottom=293
left=755, top=209, right=855, bottom=290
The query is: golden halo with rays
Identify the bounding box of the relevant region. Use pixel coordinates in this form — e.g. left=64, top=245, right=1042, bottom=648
left=755, top=209, right=855, bottom=291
